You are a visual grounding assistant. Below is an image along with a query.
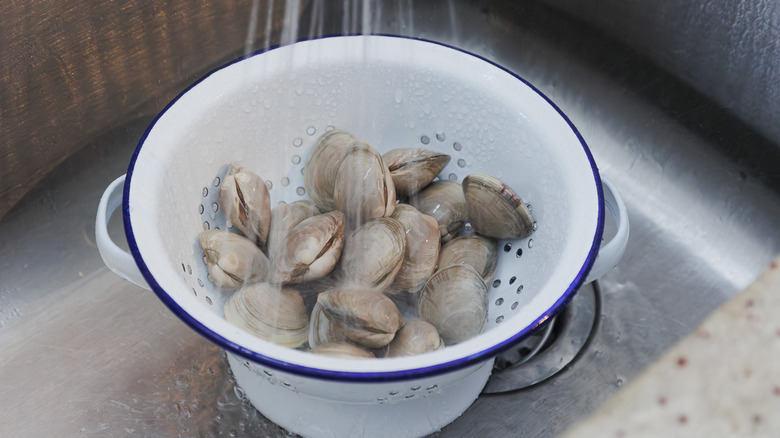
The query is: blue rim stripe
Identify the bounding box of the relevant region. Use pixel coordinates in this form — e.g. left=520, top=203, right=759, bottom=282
left=123, top=34, right=605, bottom=383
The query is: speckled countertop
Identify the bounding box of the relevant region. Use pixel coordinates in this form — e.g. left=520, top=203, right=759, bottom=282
left=562, top=254, right=780, bottom=437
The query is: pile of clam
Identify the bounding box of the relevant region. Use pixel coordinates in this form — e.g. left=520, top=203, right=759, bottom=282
left=200, top=129, right=535, bottom=359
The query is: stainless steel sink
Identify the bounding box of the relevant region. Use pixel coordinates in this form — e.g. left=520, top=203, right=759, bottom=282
left=2, top=2, right=779, bottom=437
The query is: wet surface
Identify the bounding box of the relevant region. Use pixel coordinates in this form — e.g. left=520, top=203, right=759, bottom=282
left=2, top=1, right=780, bottom=437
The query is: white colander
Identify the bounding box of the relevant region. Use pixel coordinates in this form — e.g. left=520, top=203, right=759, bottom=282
left=96, top=35, right=628, bottom=438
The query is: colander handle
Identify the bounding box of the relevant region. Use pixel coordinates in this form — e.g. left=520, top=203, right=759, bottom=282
left=95, top=175, right=150, bottom=290
left=585, top=177, right=629, bottom=283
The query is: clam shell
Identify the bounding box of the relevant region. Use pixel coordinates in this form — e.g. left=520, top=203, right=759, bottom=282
left=408, top=180, right=468, bottom=243
left=219, top=163, right=271, bottom=247
left=270, top=211, right=345, bottom=284
left=303, top=129, right=356, bottom=212
left=309, top=342, right=376, bottom=359
left=382, top=148, right=451, bottom=197
left=199, top=229, right=269, bottom=289
left=311, top=288, right=404, bottom=349
left=386, top=204, right=441, bottom=294
left=266, top=200, right=319, bottom=259
left=462, top=174, right=534, bottom=238
left=338, top=217, right=406, bottom=290
left=333, top=142, right=396, bottom=230
left=418, top=264, right=488, bottom=345
left=224, top=282, right=309, bottom=348
left=384, top=320, right=445, bottom=357
left=437, top=233, right=498, bottom=284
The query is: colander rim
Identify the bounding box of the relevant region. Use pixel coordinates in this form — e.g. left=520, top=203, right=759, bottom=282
left=123, top=34, right=605, bottom=383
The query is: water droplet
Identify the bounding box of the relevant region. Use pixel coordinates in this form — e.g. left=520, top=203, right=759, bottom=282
left=448, top=173, right=458, bottom=181
left=496, top=315, right=505, bottom=323
left=291, top=155, right=301, bottom=164
left=495, top=298, right=504, bottom=306
left=528, top=239, right=534, bottom=248
left=296, top=187, right=305, bottom=196
left=306, top=126, right=316, bottom=135
left=394, top=89, right=403, bottom=103
left=293, top=138, right=303, bottom=147
left=421, top=135, right=430, bottom=145
left=453, top=142, right=462, bottom=151
left=281, top=177, right=290, bottom=186
left=211, top=202, right=218, bottom=212
left=436, top=132, right=446, bottom=141
left=203, top=221, right=210, bottom=230
left=265, top=180, right=273, bottom=190
left=457, top=159, right=466, bottom=168
left=615, top=377, right=625, bottom=387
left=213, top=176, right=221, bottom=187
left=511, top=302, right=519, bottom=310
left=202, top=187, right=209, bottom=197
left=199, top=204, right=204, bottom=214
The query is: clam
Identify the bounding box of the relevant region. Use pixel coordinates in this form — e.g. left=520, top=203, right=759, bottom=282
left=200, top=229, right=269, bottom=289
left=333, top=142, right=396, bottom=229
left=462, top=174, right=534, bottom=238
left=386, top=204, right=441, bottom=294
left=219, top=164, right=271, bottom=247
left=266, top=200, right=319, bottom=259
left=224, top=282, right=309, bottom=348
left=438, top=233, right=498, bottom=284
left=309, top=342, right=376, bottom=359
left=269, top=211, right=345, bottom=284
left=384, top=320, right=445, bottom=358
left=303, top=129, right=356, bottom=212
left=338, top=217, right=406, bottom=290
left=382, top=148, right=451, bottom=197
left=418, top=264, right=488, bottom=345
left=309, top=288, right=404, bottom=349
left=408, top=180, right=468, bottom=243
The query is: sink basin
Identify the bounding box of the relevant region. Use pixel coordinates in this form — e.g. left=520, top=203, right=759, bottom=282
left=1, top=1, right=779, bottom=437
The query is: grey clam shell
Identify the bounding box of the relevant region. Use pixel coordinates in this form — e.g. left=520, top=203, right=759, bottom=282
left=303, top=129, right=356, bottom=212
left=418, top=264, right=488, bottom=345
left=309, top=342, right=375, bottom=359
left=266, top=200, right=320, bottom=259
left=333, top=142, right=396, bottom=230
left=462, top=174, right=534, bottom=238
left=383, top=148, right=451, bottom=197
left=409, top=180, right=468, bottom=243
left=219, top=163, right=271, bottom=247
left=199, top=229, right=269, bottom=289
left=386, top=204, right=441, bottom=294
left=270, top=211, right=345, bottom=285
left=384, top=320, right=445, bottom=357
left=309, top=288, right=405, bottom=349
left=438, top=233, right=498, bottom=284
left=224, top=282, right=309, bottom=349
left=338, top=217, right=406, bottom=290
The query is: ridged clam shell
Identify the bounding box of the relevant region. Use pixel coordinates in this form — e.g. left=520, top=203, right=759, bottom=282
left=270, top=211, right=345, bottom=284
left=224, top=282, right=309, bottom=348
left=384, top=320, right=445, bottom=357
left=310, top=288, right=404, bottom=349
left=303, top=129, right=356, bottom=212
left=462, top=174, right=534, bottom=238
left=199, top=229, right=269, bottom=289
left=386, top=204, right=441, bottom=294
left=333, top=142, right=396, bottom=229
left=219, top=163, right=271, bottom=247
left=338, top=217, right=406, bottom=290
left=266, top=200, right=319, bottom=259
left=418, top=264, right=488, bottom=345
left=309, top=342, right=375, bottom=359
left=408, top=180, right=468, bottom=243
left=382, top=148, right=451, bottom=197
left=438, top=233, right=498, bottom=284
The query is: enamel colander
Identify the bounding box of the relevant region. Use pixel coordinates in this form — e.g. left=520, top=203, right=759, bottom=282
left=96, top=35, right=628, bottom=438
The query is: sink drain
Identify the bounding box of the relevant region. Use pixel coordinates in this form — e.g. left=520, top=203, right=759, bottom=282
left=482, top=281, right=600, bottom=393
